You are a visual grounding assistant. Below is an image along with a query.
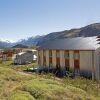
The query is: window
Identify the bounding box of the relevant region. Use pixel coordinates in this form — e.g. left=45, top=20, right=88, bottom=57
left=43, top=50, right=46, bottom=57
left=38, top=50, right=40, bottom=57
left=74, top=52, right=80, bottom=59
left=56, top=50, right=60, bottom=58
left=49, top=50, right=52, bottom=57
left=49, top=63, right=52, bottom=67
left=64, top=51, right=69, bottom=59
left=65, top=66, right=69, bottom=71
left=16, top=55, right=19, bottom=59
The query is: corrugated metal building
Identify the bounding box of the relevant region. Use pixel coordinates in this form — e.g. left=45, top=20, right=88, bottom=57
left=37, top=36, right=100, bottom=81
left=12, top=51, right=33, bottom=64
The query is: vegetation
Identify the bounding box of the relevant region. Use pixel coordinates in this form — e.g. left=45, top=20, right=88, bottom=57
left=12, top=62, right=37, bottom=71
left=0, top=61, right=99, bottom=100
left=12, top=44, right=28, bottom=48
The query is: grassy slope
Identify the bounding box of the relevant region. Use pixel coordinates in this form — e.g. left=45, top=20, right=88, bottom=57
left=0, top=61, right=99, bottom=100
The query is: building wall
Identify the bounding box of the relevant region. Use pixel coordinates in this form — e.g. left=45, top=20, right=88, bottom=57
left=14, top=52, right=33, bottom=64
left=52, top=50, right=56, bottom=68
left=38, top=50, right=93, bottom=69
left=80, top=51, right=92, bottom=71
left=38, top=50, right=43, bottom=66
left=79, top=51, right=93, bottom=77
left=40, top=50, right=43, bottom=66
left=69, top=51, right=74, bottom=70
left=60, top=50, right=65, bottom=68
left=94, top=48, right=100, bottom=81
left=46, top=50, right=49, bottom=66
left=37, top=49, right=100, bottom=81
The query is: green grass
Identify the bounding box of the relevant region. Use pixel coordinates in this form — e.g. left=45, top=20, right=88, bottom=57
left=0, top=61, right=99, bottom=100
left=0, top=61, right=37, bottom=71
left=8, top=90, right=35, bottom=100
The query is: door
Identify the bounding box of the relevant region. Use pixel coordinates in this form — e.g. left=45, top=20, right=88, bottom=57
left=56, top=58, right=60, bottom=68
left=64, top=50, right=69, bottom=71
left=49, top=50, right=52, bottom=67
left=43, top=56, right=46, bottom=66
left=74, top=51, right=80, bottom=74
left=49, top=57, right=52, bottom=67
left=74, top=60, right=79, bottom=69
left=43, top=50, right=46, bottom=66
left=65, top=59, right=69, bottom=71
left=56, top=50, right=60, bottom=68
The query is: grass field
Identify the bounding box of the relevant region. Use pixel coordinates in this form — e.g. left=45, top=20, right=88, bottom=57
left=0, top=61, right=100, bottom=100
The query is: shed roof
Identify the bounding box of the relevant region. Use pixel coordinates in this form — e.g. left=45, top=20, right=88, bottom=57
left=38, top=36, right=100, bottom=50
left=18, top=52, right=26, bottom=55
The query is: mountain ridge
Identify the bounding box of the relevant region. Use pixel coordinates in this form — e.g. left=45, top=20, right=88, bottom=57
left=37, top=23, right=100, bottom=45
left=0, top=23, right=100, bottom=48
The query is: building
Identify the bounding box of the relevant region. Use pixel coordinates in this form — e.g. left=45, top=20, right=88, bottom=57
left=37, top=36, right=100, bottom=81
left=12, top=51, right=34, bottom=64
left=22, top=49, right=37, bottom=61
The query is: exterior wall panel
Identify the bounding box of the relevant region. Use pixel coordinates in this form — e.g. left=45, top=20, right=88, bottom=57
left=37, top=51, right=39, bottom=65
left=80, top=51, right=92, bottom=71
left=60, top=50, right=65, bottom=68
left=40, top=50, right=43, bottom=66
left=38, top=49, right=100, bottom=81
left=46, top=50, right=49, bottom=66
left=80, top=51, right=92, bottom=77
left=52, top=50, right=56, bottom=68
left=95, top=49, right=100, bottom=81
left=69, top=51, right=74, bottom=70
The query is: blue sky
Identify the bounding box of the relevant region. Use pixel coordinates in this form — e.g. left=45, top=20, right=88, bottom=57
left=0, top=0, right=100, bottom=42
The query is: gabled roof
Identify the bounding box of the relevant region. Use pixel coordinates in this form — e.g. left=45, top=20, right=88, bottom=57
left=38, top=36, right=100, bottom=50
left=18, top=52, right=26, bottom=55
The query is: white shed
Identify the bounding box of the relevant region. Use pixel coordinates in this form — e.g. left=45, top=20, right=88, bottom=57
left=12, top=51, right=33, bottom=64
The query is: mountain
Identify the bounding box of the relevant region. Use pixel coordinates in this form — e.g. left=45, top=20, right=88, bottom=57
left=16, top=35, right=44, bottom=46
left=0, top=35, right=44, bottom=49
left=0, top=40, right=12, bottom=49
left=37, top=23, right=100, bottom=45
left=12, top=44, right=28, bottom=48
left=0, top=23, right=100, bottom=48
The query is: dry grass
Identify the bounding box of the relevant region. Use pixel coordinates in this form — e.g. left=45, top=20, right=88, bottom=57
left=0, top=61, right=99, bottom=100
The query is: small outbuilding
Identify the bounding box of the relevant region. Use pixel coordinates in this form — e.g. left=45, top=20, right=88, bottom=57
left=12, top=51, right=34, bottom=64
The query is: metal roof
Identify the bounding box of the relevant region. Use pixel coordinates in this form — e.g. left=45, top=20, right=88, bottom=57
left=38, top=36, right=100, bottom=50
left=18, top=52, right=26, bottom=55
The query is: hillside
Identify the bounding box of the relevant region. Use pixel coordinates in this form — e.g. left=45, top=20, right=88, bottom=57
left=16, top=35, right=45, bottom=46
left=37, top=23, right=100, bottom=45
left=0, top=36, right=44, bottom=48
left=1, top=23, right=100, bottom=48
left=12, top=44, right=28, bottom=48
left=0, top=61, right=99, bottom=100
left=0, top=41, right=12, bottom=49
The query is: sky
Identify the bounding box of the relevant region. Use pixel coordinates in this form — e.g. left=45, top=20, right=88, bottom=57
left=0, top=0, right=100, bottom=42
